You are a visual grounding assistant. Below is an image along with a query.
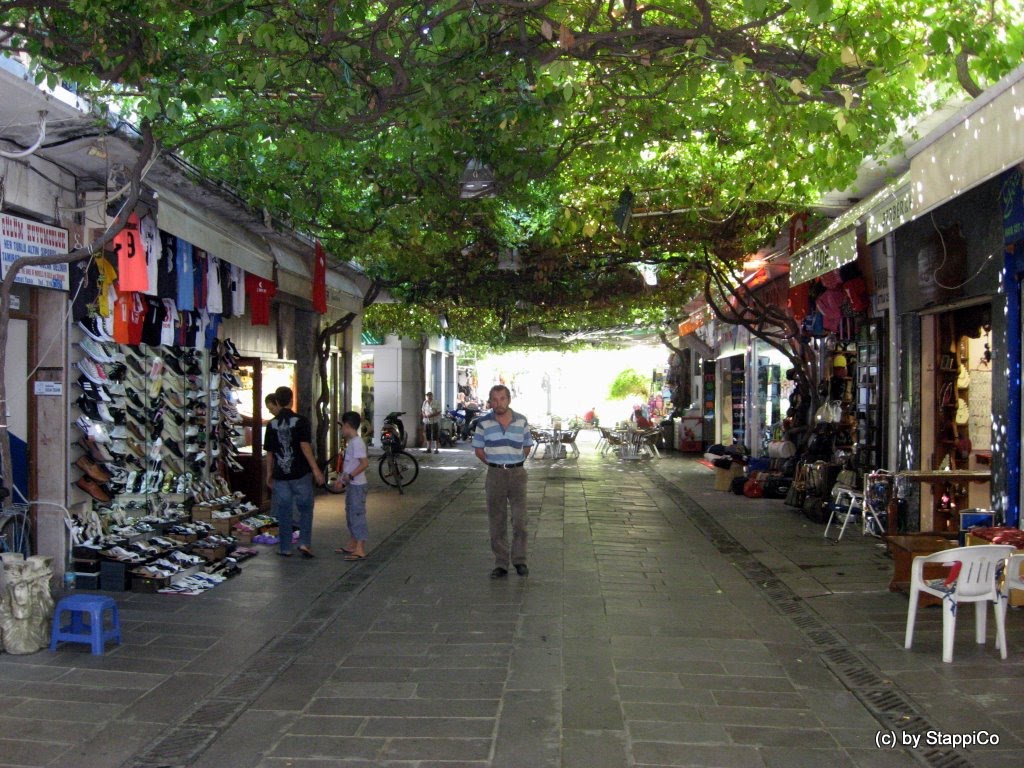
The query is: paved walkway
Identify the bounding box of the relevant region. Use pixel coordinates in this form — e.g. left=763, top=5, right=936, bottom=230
left=2, top=434, right=1022, bottom=767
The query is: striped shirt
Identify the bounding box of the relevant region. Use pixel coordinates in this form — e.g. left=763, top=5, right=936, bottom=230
left=472, top=409, right=534, bottom=464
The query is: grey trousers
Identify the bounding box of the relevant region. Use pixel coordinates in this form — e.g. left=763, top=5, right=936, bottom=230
left=485, top=465, right=528, bottom=567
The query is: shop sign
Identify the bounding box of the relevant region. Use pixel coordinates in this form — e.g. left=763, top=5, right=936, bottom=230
left=866, top=183, right=913, bottom=243
left=790, top=228, right=857, bottom=286
left=1001, top=167, right=1024, bottom=246
left=1, top=213, right=69, bottom=290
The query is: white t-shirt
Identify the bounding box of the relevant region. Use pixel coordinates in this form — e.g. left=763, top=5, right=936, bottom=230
left=343, top=435, right=368, bottom=486
left=205, top=255, right=223, bottom=314
left=422, top=399, right=440, bottom=424
left=140, top=215, right=160, bottom=297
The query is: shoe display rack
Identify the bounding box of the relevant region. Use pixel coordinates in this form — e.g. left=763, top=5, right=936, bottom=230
left=215, top=339, right=245, bottom=475
left=70, top=318, right=258, bottom=592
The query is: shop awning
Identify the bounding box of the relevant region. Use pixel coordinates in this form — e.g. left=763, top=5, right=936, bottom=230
left=150, top=182, right=274, bottom=279
left=908, top=63, right=1024, bottom=217
left=790, top=174, right=910, bottom=287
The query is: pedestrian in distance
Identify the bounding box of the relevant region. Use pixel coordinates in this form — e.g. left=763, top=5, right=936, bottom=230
left=421, top=391, right=441, bottom=453
left=472, top=384, right=534, bottom=579
left=333, top=411, right=370, bottom=561
left=264, top=386, right=324, bottom=558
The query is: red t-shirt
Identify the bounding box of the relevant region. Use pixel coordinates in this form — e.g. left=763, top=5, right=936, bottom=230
left=113, top=213, right=148, bottom=292
left=245, top=273, right=277, bottom=325
left=112, top=287, right=133, bottom=344
left=312, top=241, right=327, bottom=314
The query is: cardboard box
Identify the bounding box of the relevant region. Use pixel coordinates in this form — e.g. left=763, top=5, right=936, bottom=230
left=194, top=545, right=227, bottom=562
left=212, top=514, right=243, bottom=536
left=714, top=463, right=743, bottom=491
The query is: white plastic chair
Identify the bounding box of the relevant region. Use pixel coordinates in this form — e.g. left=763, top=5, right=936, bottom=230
left=997, top=552, right=1024, bottom=653
left=904, top=544, right=1015, bottom=663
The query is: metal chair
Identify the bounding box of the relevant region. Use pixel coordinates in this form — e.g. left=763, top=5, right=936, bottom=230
left=904, top=544, right=1015, bottom=663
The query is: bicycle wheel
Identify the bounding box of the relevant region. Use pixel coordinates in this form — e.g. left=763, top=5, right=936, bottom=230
left=0, top=513, right=33, bottom=558
left=322, top=452, right=346, bottom=494
left=378, top=450, right=419, bottom=489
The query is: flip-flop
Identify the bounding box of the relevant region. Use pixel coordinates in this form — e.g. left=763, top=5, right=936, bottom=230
left=298, top=546, right=315, bottom=559
left=344, top=553, right=365, bottom=561
left=277, top=551, right=293, bottom=557
left=334, top=547, right=355, bottom=554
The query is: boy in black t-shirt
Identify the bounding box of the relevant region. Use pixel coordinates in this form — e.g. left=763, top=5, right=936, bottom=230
left=264, top=387, right=324, bottom=557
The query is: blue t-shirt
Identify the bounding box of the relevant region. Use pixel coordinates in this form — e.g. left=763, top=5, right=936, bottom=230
left=472, top=409, right=533, bottom=464
left=175, top=237, right=195, bottom=311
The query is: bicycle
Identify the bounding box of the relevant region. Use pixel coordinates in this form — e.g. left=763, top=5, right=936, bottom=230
left=322, top=438, right=348, bottom=495
left=0, top=504, right=34, bottom=558
left=378, top=419, right=418, bottom=494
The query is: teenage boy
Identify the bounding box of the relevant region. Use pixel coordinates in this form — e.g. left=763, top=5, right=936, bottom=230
left=334, top=411, right=370, bottom=560
left=264, top=386, right=324, bottom=558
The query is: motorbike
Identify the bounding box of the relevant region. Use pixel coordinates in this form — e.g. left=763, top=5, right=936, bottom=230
left=438, top=411, right=458, bottom=448
left=381, top=411, right=408, bottom=448
left=448, top=407, right=481, bottom=440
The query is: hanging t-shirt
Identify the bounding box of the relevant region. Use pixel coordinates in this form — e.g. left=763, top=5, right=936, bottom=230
left=186, top=310, right=203, bottom=348
left=112, top=288, right=133, bottom=344
left=95, top=256, right=118, bottom=318
left=245, top=273, right=276, bottom=325
left=219, top=260, right=233, bottom=319
left=205, top=255, right=223, bottom=314
left=127, top=294, right=147, bottom=346
left=158, top=231, right=177, bottom=299
left=70, top=257, right=100, bottom=322
left=312, top=240, right=328, bottom=314
left=204, top=312, right=222, bottom=350
left=113, top=213, right=147, bottom=292
left=192, top=247, right=208, bottom=311
left=230, top=263, right=245, bottom=316
left=141, top=298, right=165, bottom=347
left=175, top=238, right=195, bottom=311
left=139, top=214, right=160, bottom=297
left=160, top=298, right=178, bottom=346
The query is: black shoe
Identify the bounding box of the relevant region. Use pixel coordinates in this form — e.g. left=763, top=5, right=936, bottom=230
left=489, top=567, right=508, bottom=579
left=514, top=563, right=529, bottom=577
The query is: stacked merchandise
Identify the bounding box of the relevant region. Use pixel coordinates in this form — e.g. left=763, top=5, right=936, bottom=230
left=214, top=339, right=245, bottom=473
left=69, top=318, right=258, bottom=593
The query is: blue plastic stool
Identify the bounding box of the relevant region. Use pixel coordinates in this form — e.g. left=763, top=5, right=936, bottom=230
left=49, top=594, right=122, bottom=655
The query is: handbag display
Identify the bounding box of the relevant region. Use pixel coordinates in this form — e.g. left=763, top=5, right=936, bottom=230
left=957, top=364, right=971, bottom=390
left=815, top=400, right=842, bottom=424
left=955, top=397, right=970, bottom=425
left=767, top=440, right=796, bottom=459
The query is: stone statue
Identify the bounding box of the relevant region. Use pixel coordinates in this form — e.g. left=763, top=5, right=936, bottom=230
left=0, top=554, right=54, bottom=654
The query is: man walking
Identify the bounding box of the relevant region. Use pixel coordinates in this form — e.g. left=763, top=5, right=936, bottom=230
left=265, top=386, right=324, bottom=558
left=472, top=384, right=533, bottom=579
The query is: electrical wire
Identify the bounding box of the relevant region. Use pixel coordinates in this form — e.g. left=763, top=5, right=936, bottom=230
left=929, top=212, right=996, bottom=290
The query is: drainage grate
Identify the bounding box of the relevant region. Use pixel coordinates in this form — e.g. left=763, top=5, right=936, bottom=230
left=646, top=467, right=976, bottom=768
left=127, top=726, right=217, bottom=768
left=182, top=698, right=247, bottom=728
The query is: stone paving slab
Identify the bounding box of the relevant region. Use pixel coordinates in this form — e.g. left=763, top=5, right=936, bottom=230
left=3, top=438, right=1024, bottom=767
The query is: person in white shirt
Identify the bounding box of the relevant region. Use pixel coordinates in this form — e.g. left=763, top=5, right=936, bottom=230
left=421, top=392, right=441, bottom=453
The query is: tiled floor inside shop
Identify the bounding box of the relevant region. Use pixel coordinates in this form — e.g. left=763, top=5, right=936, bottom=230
left=2, top=433, right=1023, bottom=767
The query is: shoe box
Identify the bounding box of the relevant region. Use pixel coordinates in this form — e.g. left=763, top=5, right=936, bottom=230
left=193, top=544, right=228, bottom=562
left=74, top=572, right=101, bottom=590
left=191, top=507, right=243, bottom=536
left=130, top=573, right=170, bottom=593
left=100, top=559, right=132, bottom=591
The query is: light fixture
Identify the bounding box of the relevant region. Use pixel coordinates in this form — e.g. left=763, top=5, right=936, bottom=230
left=613, top=185, right=634, bottom=233
left=438, top=313, right=450, bottom=330
left=459, top=159, right=497, bottom=199
left=634, top=263, right=658, bottom=286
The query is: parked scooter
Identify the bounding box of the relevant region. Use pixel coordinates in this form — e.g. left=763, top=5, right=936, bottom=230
left=381, top=411, right=408, bottom=448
